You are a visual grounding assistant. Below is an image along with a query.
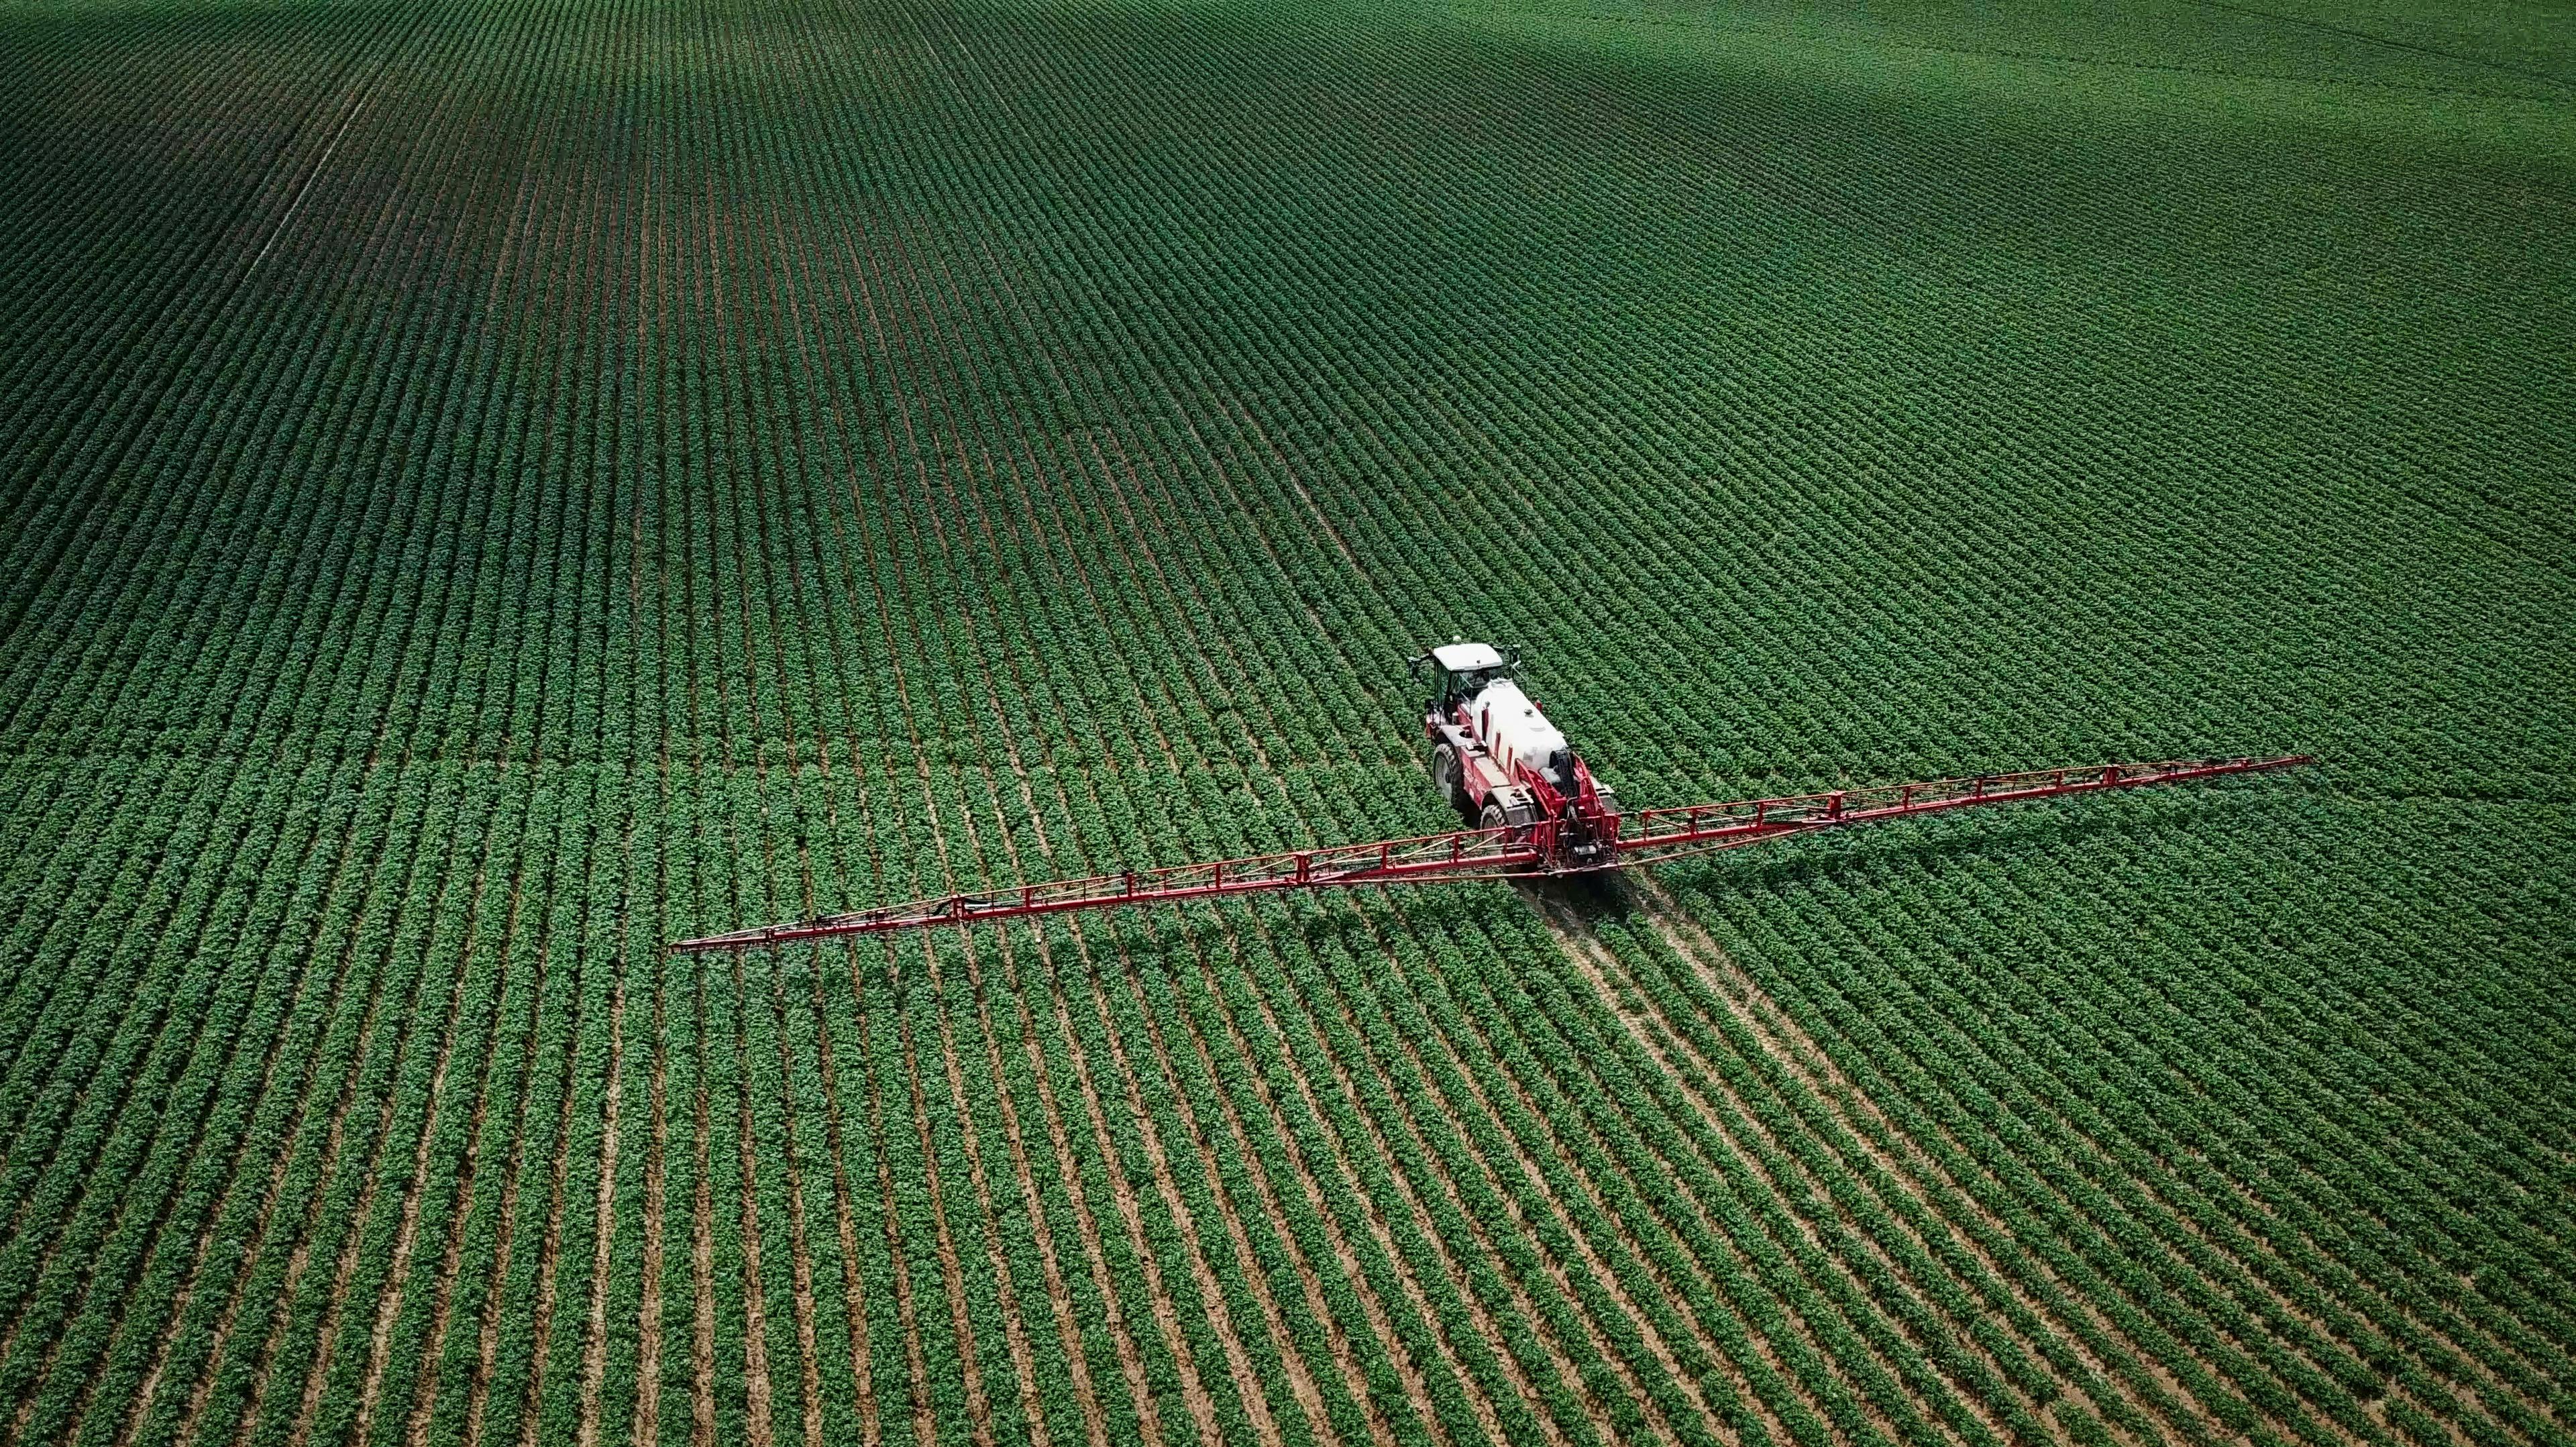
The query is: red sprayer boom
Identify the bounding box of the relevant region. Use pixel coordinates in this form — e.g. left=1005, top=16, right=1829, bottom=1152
left=670, top=639, right=2306, bottom=952
left=668, top=753, right=2306, bottom=953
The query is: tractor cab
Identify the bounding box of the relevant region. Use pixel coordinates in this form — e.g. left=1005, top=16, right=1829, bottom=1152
left=1415, top=641, right=1515, bottom=717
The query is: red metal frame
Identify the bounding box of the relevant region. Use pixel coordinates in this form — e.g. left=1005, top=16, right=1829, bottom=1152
left=669, top=753, right=2309, bottom=953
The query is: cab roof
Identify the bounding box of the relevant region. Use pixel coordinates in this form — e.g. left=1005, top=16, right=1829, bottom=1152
left=1430, top=641, right=1505, bottom=672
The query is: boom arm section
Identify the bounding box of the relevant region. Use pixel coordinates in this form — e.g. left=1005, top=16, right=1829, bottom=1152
left=669, top=754, right=2308, bottom=953
left=669, top=828, right=1546, bottom=953
left=1610, top=755, right=2310, bottom=865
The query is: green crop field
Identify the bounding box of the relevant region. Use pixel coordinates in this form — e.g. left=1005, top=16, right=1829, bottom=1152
left=3, top=0, right=2572, bottom=1442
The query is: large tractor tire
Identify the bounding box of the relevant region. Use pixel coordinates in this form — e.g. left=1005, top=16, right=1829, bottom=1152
left=1432, top=743, right=1468, bottom=815
left=1479, top=801, right=1508, bottom=834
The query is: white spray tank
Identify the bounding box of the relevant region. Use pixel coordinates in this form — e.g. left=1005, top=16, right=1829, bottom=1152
left=1467, top=679, right=1572, bottom=788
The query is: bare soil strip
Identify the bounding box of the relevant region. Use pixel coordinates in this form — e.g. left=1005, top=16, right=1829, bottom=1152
left=574, top=976, right=624, bottom=1447
left=692, top=964, right=717, bottom=1447
left=792, top=193, right=1174, bottom=1446
left=794, top=952, right=882, bottom=1444
left=1031, top=930, right=1229, bottom=1447
left=887, top=223, right=1321, bottom=1444
left=1140, top=396, right=1755, bottom=1447
left=173, top=774, right=487, bottom=1447
left=761, top=969, right=833, bottom=1447
left=97, top=761, right=390, bottom=1447
left=734, top=979, right=781, bottom=1447
left=635, top=951, right=669, bottom=1447
left=969, top=427, right=1448, bottom=1447
left=848, top=955, right=938, bottom=1447
left=894, top=961, right=1000, bottom=1447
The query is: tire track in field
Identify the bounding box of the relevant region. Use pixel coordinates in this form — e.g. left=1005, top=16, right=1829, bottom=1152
left=729, top=966, right=781, bottom=1447
left=1093, top=337, right=1995, bottom=1447
left=1143, top=423, right=1832, bottom=1447
left=1088, top=419, right=1752, bottom=1447
left=1106, top=393, right=1862, bottom=1447
left=1165, top=483, right=1884, bottom=1447
left=1616, top=882, right=2253, bottom=1444
left=574, top=967, right=625, bottom=1447
left=989, top=149, right=2298, bottom=1442
left=1541, top=898, right=2090, bottom=1447
left=1195, top=396, right=2163, bottom=1447
left=753, top=960, right=835, bottom=1447
left=1154, top=42, right=2576, bottom=1411
left=636, top=951, right=669, bottom=1447
left=1411, top=370, right=2318, bottom=1442
left=906, top=87, right=1813, bottom=1421
left=963, top=39, right=2452, bottom=1431
left=1736, top=879, right=2427, bottom=1446
left=688, top=952, right=717, bottom=1447
left=796, top=947, right=883, bottom=1446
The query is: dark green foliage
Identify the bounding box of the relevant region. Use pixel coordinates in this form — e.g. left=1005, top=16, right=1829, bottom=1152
left=1, top=0, right=2569, bottom=1441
